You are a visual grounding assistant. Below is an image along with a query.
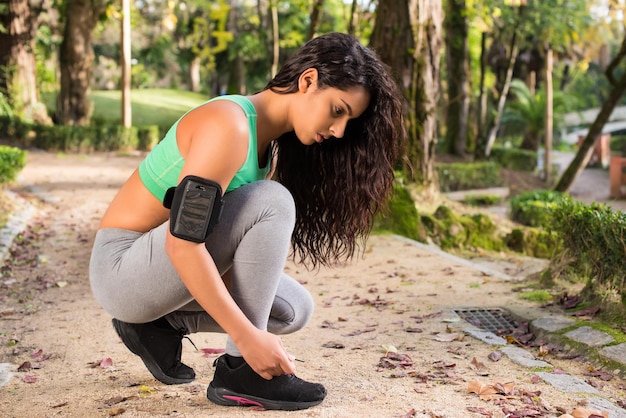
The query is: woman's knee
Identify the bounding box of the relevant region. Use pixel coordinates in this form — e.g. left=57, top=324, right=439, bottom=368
left=269, top=290, right=314, bottom=334
left=248, top=180, right=295, bottom=224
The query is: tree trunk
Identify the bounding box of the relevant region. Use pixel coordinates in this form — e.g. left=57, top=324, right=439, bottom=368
left=484, top=36, right=518, bottom=157
left=226, top=0, right=245, bottom=95
left=370, top=0, right=443, bottom=193
left=307, top=0, right=325, bottom=41
left=443, top=0, right=470, bottom=156
left=189, top=57, right=201, bottom=93
left=347, top=0, right=358, bottom=35
left=270, top=0, right=279, bottom=77
left=475, top=31, right=488, bottom=159
left=56, top=0, right=106, bottom=125
left=555, top=35, right=626, bottom=193
left=544, top=46, right=553, bottom=183
left=0, top=0, right=50, bottom=123
left=121, top=0, right=131, bottom=128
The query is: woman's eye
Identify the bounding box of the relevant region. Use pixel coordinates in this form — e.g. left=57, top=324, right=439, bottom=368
left=334, top=107, right=344, bottom=116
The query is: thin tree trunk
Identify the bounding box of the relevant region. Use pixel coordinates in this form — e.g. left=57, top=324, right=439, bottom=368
left=347, top=0, right=358, bottom=35
left=189, top=57, right=201, bottom=93
left=544, top=46, right=553, bottom=183
left=270, top=0, right=279, bottom=77
left=443, top=0, right=469, bottom=156
left=307, top=0, right=325, bottom=41
left=555, top=35, right=626, bottom=193
left=121, top=0, right=131, bottom=128
left=484, top=36, right=518, bottom=157
left=475, top=31, right=488, bottom=158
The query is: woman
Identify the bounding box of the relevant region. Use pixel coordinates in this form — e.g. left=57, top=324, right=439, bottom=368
left=90, top=32, right=405, bottom=411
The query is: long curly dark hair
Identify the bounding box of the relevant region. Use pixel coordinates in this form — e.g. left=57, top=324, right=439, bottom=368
left=266, top=32, right=405, bottom=268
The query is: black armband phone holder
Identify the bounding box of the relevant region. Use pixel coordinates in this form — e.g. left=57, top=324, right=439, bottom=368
left=163, top=175, right=224, bottom=242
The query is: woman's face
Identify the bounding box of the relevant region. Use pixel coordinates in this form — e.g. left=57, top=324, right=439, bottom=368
left=292, top=70, right=370, bottom=145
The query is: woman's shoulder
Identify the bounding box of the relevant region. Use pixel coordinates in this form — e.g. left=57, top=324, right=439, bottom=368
left=180, top=97, right=250, bottom=138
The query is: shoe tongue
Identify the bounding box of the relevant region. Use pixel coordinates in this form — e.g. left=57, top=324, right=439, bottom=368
left=224, top=355, right=246, bottom=368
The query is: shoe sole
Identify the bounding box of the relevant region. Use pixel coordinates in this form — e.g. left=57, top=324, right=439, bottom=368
left=112, top=319, right=194, bottom=385
left=207, top=383, right=324, bottom=411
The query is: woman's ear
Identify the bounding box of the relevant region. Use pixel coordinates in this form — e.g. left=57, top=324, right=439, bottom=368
left=298, top=68, right=318, bottom=93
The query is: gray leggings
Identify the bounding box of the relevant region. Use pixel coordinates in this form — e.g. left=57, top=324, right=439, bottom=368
left=89, top=180, right=314, bottom=356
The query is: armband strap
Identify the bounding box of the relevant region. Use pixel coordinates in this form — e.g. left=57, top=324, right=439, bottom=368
left=163, top=175, right=224, bottom=243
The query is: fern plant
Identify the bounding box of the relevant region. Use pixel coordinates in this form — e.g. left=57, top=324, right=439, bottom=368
left=501, top=79, right=573, bottom=151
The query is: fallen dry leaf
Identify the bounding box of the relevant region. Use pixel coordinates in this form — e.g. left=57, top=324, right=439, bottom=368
left=433, top=332, right=463, bottom=342
left=466, top=406, right=493, bottom=416
left=200, top=347, right=225, bottom=357
left=17, top=361, right=32, bottom=372
left=22, top=374, right=37, bottom=383
left=467, top=380, right=500, bottom=401
left=108, top=408, right=125, bottom=416
left=470, top=357, right=488, bottom=375
left=570, top=407, right=609, bottom=418
left=322, top=341, right=345, bottom=349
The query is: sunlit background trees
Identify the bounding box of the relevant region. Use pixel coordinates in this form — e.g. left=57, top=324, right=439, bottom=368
left=2, top=0, right=625, bottom=190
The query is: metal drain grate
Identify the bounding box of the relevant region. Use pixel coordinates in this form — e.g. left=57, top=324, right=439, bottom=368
left=453, top=308, right=518, bottom=334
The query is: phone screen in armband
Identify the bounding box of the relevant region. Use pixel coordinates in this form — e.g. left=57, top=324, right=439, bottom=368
left=172, top=179, right=218, bottom=242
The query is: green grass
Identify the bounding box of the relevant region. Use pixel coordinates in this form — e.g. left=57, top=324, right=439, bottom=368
left=91, top=89, right=208, bottom=127
left=519, top=289, right=553, bottom=303
left=43, top=89, right=209, bottom=130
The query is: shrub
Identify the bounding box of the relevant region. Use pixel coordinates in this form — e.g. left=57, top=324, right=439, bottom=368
left=490, top=146, right=537, bottom=171
left=504, top=227, right=559, bottom=259
left=551, top=197, right=626, bottom=302
left=509, top=190, right=566, bottom=227
left=0, top=116, right=158, bottom=152
left=0, top=145, right=27, bottom=185
left=436, top=161, right=503, bottom=192
left=422, top=204, right=504, bottom=251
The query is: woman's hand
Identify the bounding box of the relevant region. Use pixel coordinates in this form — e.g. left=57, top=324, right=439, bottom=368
left=237, top=328, right=296, bottom=380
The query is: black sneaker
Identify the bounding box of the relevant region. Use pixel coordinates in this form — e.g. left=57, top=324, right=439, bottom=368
left=112, top=318, right=195, bottom=385
left=207, top=354, right=326, bottom=410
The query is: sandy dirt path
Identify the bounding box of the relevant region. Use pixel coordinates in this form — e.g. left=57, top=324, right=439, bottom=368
left=0, top=151, right=624, bottom=418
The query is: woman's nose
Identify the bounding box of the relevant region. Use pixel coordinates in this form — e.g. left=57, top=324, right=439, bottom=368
left=330, top=120, right=347, bottom=139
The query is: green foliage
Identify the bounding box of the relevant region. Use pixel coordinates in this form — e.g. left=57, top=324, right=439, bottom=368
left=501, top=79, right=575, bottom=149
left=374, top=182, right=426, bottom=242
left=490, top=145, right=537, bottom=171
left=0, top=91, right=13, bottom=118
left=462, top=194, right=503, bottom=207
left=436, top=161, right=503, bottom=192
left=551, top=197, right=626, bottom=302
left=0, top=116, right=159, bottom=152
left=504, top=227, right=559, bottom=259
left=510, top=190, right=566, bottom=227
left=610, top=135, right=626, bottom=155
left=0, top=145, right=27, bottom=185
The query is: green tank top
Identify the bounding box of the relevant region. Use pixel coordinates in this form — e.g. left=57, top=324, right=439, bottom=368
left=138, top=95, right=271, bottom=202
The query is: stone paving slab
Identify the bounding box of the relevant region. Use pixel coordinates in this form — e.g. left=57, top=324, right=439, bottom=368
left=0, top=190, right=37, bottom=264
left=535, top=372, right=600, bottom=394
left=601, top=343, right=626, bottom=367
left=499, top=346, right=552, bottom=368
left=583, top=398, right=626, bottom=418
left=566, top=326, right=615, bottom=347
left=531, top=316, right=577, bottom=332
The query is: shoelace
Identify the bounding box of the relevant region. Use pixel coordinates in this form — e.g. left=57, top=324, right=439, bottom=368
left=183, top=335, right=198, bottom=351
